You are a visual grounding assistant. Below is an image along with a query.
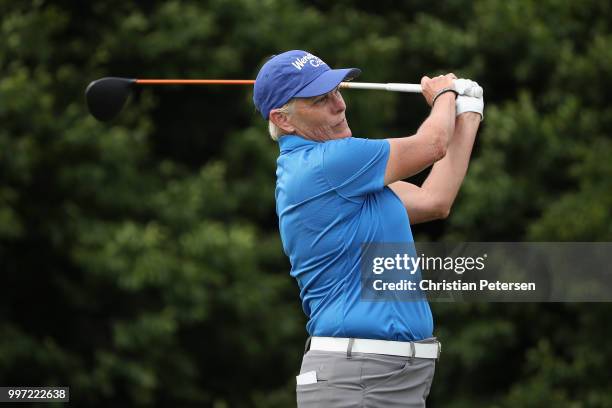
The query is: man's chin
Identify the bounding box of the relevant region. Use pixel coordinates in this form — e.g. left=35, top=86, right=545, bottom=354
left=337, top=125, right=352, bottom=138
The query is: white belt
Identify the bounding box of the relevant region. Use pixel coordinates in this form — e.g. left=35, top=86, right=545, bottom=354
left=310, top=337, right=441, bottom=359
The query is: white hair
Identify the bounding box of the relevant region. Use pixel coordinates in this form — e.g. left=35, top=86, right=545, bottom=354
left=268, top=99, right=296, bottom=141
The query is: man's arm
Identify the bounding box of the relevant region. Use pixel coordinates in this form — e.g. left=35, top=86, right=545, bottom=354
left=383, top=74, right=457, bottom=185
left=389, top=112, right=481, bottom=224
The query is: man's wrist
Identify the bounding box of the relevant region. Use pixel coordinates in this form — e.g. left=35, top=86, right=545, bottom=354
left=431, top=87, right=458, bottom=106
left=431, top=92, right=456, bottom=111
left=457, top=111, right=481, bottom=121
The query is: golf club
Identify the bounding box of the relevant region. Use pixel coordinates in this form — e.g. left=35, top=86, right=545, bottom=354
left=85, top=77, right=481, bottom=122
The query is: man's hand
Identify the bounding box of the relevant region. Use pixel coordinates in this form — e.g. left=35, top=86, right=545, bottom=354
left=456, top=94, right=484, bottom=121
left=453, top=78, right=484, bottom=120
left=421, top=73, right=457, bottom=106
left=453, top=79, right=483, bottom=98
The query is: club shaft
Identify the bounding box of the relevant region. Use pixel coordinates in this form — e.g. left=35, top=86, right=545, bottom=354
left=135, top=79, right=256, bottom=85
left=340, top=82, right=422, bottom=93
left=133, top=79, right=423, bottom=93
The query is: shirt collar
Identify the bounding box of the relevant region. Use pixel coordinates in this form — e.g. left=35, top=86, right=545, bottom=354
left=278, top=134, right=318, bottom=154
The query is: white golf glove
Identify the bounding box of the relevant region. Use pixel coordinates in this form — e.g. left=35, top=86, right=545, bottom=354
left=453, top=78, right=483, bottom=98
left=456, top=95, right=484, bottom=121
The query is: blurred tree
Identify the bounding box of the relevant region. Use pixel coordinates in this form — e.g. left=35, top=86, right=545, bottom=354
left=0, top=0, right=610, bottom=406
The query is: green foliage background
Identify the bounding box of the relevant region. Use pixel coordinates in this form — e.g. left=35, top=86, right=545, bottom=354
left=1, top=0, right=611, bottom=406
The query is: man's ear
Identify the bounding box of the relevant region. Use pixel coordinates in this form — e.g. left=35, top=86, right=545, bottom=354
left=270, top=109, right=295, bottom=133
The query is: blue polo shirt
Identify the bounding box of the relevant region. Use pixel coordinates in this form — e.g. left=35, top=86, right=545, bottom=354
left=275, top=135, right=433, bottom=341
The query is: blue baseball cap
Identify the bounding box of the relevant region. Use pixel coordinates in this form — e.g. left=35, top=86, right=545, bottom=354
left=253, top=50, right=361, bottom=119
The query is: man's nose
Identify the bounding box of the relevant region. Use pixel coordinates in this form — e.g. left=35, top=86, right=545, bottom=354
left=331, top=91, right=346, bottom=112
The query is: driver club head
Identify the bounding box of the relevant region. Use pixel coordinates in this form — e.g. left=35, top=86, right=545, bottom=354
left=85, top=77, right=136, bottom=122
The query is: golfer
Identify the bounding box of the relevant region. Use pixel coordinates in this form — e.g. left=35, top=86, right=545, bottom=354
left=253, top=50, right=483, bottom=407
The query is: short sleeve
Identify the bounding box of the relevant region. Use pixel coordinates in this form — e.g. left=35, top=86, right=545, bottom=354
left=321, top=137, right=390, bottom=199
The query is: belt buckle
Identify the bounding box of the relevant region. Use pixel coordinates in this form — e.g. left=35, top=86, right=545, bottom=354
left=436, top=341, right=442, bottom=360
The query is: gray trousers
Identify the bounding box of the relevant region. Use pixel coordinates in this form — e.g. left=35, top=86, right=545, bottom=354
left=296, top=338, right=437, bottom=408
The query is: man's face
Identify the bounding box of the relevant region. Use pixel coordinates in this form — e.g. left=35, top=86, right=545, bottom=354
left=286, top=87, right=351, bottom=141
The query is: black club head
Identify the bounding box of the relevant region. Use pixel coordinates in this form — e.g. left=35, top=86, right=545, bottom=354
left=85, top=77, right=136, bottom=122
